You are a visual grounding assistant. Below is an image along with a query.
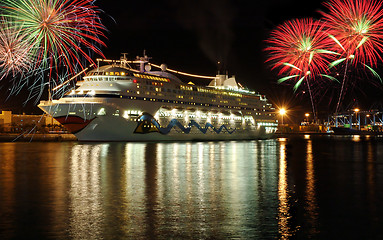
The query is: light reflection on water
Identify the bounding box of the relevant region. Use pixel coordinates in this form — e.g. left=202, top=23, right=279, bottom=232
left=278, top=139, right=291, bottom=239
left=1, top=136, right=383, bottom=239
left=305, top=139, right=318, bottom=237
left=54, top=140, right=282, bottom=239
left=69, top=145, right=103, bottom=239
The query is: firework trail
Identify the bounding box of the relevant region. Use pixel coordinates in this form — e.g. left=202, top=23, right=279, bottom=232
left=321, top=0, right=383, bottom=113
left=7, top=64, right=72, bottom=105
left=265, top=18, right=338, bottom=121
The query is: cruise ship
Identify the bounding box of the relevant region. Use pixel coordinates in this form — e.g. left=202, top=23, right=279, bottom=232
left=38, top=54, right=278, bottom=141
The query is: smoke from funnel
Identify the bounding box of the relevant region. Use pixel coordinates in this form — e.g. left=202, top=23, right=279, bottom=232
left=171, top=0, right=235, bottom=70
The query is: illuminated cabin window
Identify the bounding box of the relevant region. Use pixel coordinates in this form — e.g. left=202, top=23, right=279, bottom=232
left=113, top=110, right=120, bottom=116
left=110, top=72, right=114, bottom=76
left=121, top=72, right=125, bottom=76
left=133, top=73, right=169, bottom=82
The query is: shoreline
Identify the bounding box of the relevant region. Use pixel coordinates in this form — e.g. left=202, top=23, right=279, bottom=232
left=0, top=133, right=77, bottom=142
left=1, top=131, right=383, bottom=142
left=274, top=131, right=383, bottom=138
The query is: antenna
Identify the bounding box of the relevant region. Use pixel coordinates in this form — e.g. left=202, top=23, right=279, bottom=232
left=121, top=53, right=128, bottom=67
left=121, top=53, right=128, bottom=60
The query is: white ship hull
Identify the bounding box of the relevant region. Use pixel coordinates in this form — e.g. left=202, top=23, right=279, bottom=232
left=39, top=101, right=275, bottom=141
left=75, top=116, right=272, bottom=141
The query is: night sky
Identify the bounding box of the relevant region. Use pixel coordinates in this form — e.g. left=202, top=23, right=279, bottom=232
left=1, top=0, right=383, bottom=121
left=97, top=0, right=325, bottom=90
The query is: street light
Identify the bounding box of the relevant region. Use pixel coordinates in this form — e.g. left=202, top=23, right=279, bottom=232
left=305, top=113, right=310, bottom=123
left=354, top=108, right=360, bottom=130
left=279, top=108, right=286, bottom=125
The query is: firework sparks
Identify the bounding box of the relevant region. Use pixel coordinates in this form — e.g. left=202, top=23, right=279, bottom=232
left=321, top=0, right=383, bottom=68
left=265, top=18, right=337, bottom=90
left=0, top=0, right=106, bottom=104
left=321, top=0, right=383, bottom=112
left=265, top=18, right=337, bottom=120
left=0, top=18, right=32, bottom=79
left=1, top=0, right=106, bottom=73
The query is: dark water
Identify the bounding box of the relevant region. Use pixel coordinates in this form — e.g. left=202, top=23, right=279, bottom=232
left=1, top=135, right=383, bottom=239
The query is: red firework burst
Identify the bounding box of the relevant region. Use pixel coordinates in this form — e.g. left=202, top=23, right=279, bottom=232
left=321, top=0, right=383, bottom=67
left=265, top=18, right=336, bottom=90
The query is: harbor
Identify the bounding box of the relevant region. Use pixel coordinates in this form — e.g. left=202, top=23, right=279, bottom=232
left=2, top=0, right=383, bottom=238
left=3, top=108, right=383, bottom=142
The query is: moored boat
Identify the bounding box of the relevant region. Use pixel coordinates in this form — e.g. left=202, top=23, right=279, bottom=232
left=38, top=54, right=278, bottom=141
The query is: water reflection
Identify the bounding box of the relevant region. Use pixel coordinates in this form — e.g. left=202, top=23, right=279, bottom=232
left=0, top=143, right=16, bottom=238
left=277, top=138, right=291, bottom=239
left=62, top=141, right=282, bottom=239
left=352, top=135, right=361, bottom=142
left=366, top=140, right=377, bottom=224
left=69, top=144, right=104, bottom=239
left=305, top=139, right=318, bottom=236
left=2, top=137, right=383, bottom=239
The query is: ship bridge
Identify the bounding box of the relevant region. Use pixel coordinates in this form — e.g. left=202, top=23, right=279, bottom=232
left=86, top=65, right=132, bottom=77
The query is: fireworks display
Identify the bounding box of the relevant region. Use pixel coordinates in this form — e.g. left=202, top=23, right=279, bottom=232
left=0, top=0, right=106, bottom=103
left=321, top=0, right=383, bottom=112
left=265, top=0, right=383, bottom=114
left=0, top=17, right=32, bottom=79
left=321, top=0, right=383, bottom=68
left=265, top=18, right=336, bottom=91
left=265, top=18, right=338, bottom=120
left=0, top=0, right=382, bottom=111
left=1, top=0, right=106, bottom=73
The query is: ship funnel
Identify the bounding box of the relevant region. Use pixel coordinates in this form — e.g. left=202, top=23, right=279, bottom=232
left=208, top=74, right=238, bottom=89
left=208, top=74, right=226, bottom=87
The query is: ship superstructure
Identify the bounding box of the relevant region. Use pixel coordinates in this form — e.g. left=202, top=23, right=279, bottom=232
left=38, top=54, right=278, bottom=141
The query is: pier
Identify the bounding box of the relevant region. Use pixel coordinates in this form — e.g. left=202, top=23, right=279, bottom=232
left=327, top=109, right=383, bottom=132
left=276, top=109, right=383, bottom=135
